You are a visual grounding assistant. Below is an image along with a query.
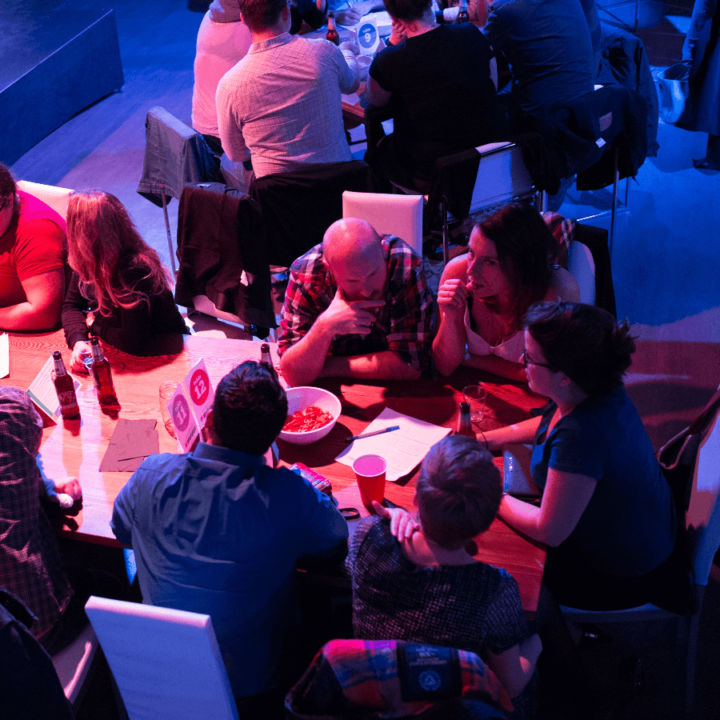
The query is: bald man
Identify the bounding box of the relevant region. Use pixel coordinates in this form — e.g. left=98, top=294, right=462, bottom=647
left=278, top=219, right=434, bottom=387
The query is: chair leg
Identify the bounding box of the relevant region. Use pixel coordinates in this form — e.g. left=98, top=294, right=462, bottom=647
left=161, top=194, right=177, bottom=276
left=441, top=200, right=449, bottom=265
left=609, top=149, right=619, bottom=257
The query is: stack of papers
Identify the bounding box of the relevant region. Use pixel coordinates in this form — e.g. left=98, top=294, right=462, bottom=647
left=336, top=407, right=451, bottom=481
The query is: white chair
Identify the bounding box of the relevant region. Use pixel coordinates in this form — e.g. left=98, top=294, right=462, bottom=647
left=16, top=180, right=73, bottom=219
left=342, top=191, right=423, bottom=256
left=51, top=623, right=100, bottom=709
left=560, top=393, right=720, bottom=714
left=85, top=596, right=239, bottom=720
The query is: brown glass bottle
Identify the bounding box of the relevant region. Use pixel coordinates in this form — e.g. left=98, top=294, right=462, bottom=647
left=456, top=401, right=475, bottom=437
left=457, top=0, right=470, bottom=22
left=326, top=12, right=340, bottom=45
left=260, top=342, right=278, bottom=381
left=52, top=351, right=80, bottom=419
left=90, top=337, right=119, bottom=408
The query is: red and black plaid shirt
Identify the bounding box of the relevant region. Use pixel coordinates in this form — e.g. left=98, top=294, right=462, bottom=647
left=278, top=236, right=435, bottom=376
left=0, top=388, right=72, bottom=639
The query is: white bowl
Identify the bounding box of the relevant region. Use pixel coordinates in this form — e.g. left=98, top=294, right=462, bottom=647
left=279, top=386, right=342, bottom=445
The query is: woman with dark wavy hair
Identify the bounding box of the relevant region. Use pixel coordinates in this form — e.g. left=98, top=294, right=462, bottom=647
left=432, top=203, right=579, bottom=382
left=483, top=301, right=677, bottom=610
left=62, top=191, right=187, bottom=367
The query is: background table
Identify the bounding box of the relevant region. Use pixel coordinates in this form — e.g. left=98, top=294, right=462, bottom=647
left=1, top=330, right=547, bottom=612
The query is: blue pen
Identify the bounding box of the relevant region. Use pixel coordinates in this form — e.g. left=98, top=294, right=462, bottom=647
left=346, top=425, right=400, bottom=442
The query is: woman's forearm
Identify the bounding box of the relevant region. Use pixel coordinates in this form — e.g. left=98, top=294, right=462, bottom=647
left=482, top=416, right=541, bottom=451
left=432, top=311, right=466, bottom=376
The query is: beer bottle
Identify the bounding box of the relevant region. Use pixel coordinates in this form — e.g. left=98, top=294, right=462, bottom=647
left=260, top=342, right=278, bottom=381
left=90, top=337, right=119, bottom=408
left=457, top=0, right=470, bottom=22
left=456, top=402, right=475, bottom=437
left=52, top=351, right=80, bottom=419
left=326, top=12, right=340, bottom=46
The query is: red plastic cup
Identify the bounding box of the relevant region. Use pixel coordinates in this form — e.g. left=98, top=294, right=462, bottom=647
left=353, top=454, right=387, bottom=508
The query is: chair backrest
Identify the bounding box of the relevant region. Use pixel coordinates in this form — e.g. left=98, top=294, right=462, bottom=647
left=342, top=191, right=423, bottom=256
left=137, top=106, right=222, bottom=207
left=85, top=596, right=239, bottom=720
left=16, top=180, right=73, bottom=220
left=686, top=398, right=720, bottom=587
left=468, top=142, right=536, bottom=215
left=567, top=239, right=596, bottom=306
left=251, top=160, right=376, bottom=267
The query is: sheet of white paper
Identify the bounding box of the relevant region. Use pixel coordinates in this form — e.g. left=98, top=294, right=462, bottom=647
left=0, top=333, right=8, bottom=378
left=336, top=407, right=451, bottom=481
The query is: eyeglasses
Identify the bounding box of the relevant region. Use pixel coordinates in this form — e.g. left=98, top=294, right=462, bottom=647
left=521, top=349, right=553, bottom=369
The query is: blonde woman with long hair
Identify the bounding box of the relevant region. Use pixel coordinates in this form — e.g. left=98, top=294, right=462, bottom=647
left=62, top=191, right=187, bottom=369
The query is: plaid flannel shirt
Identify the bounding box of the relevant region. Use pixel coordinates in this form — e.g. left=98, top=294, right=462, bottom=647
left=278, top=236, right=435, bottom=376
left=0, top=387, right=72, bottom=639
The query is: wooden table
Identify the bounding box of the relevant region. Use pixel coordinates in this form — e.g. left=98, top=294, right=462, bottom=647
left=1, top=330, right=547, bottom=612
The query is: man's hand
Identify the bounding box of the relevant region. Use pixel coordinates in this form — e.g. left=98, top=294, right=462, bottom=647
left=437, top=277, right=468, bottom=318
left=339, top=39, right=359, bottom=55
left=70, top=341, right=93, bottom=372
left=319, top=289, right=384, bottom=337
left=372, top=501, right=419, bottom=540
left=53, top=477, right=82, bottom=500
left=389, top=18, right=408, bottom=45
left=336, top=6, right=361, bottom=25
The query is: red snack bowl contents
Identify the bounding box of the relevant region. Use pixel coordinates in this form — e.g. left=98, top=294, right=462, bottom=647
left=283, top=405, right=334, bottom=433
left=279, top=386, right=342, bottom=446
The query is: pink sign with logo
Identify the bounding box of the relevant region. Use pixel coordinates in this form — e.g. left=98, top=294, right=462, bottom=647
left=167, top=383, right=200, bottom=452
left=183, top=359, right=214, bottom=427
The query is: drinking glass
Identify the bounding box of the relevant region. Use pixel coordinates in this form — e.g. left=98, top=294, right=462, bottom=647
left=462, top=384, right=487, bottom=425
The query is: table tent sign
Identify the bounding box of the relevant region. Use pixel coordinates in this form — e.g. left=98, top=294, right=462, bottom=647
left=27, top=354, right=81, bottom=426
left=167, top=359, right=215, bottom=452
left=356, top=15, right=381, bottom=56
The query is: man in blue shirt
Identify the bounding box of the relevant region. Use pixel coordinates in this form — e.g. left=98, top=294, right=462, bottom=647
left=111, top=361, right=348, bottom=708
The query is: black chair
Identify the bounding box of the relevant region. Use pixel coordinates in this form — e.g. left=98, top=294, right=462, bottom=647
left=250, top=160, right=376, bottom=268
left=174, top=183, right=275, bottom=336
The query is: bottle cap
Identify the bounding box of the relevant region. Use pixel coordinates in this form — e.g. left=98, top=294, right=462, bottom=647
left=459, top=401, right=470, bottom=412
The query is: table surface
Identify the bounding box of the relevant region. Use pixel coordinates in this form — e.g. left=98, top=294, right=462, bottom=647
left=1, top=330, right=547, bottom=613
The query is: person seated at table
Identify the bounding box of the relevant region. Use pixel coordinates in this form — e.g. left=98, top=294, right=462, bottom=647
left=346, top=435, right=542, bottom=719
left=111, top=361, right=348, bottom=713
left=61, top=191, right=188, bottom=368
left=0, top=164, right=65, bottom=331
left=433, top=203, right=579, bottom=382
left=0, top=387, right=85, bottom=654
left=366, top=0, right=508, bottom=191
left=278, top=217, right=434, bottom=387
left=216, top=0, right=361, bottom=181
left=192, top=0, right=333, bottom=155
left=483, top=302, right=678, bottom=611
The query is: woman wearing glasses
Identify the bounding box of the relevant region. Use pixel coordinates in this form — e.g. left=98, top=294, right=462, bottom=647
left=432, top=203, right=579, bottom=382
left=482, top=302, right=677, bottom=611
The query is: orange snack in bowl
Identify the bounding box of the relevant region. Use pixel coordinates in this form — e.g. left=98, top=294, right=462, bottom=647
left=283, top=405, right=334, bottom=433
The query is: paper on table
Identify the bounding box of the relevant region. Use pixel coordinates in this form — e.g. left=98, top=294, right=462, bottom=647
left=336, top=407, right=451, bottom=481
left=0, top=333, right=8, bottom=378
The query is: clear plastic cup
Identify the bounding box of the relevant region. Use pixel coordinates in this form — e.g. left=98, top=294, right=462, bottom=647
left=462, top=384, right=487, bottom=425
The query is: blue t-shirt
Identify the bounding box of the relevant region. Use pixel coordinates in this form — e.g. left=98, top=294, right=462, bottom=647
left=111, top=442, right=348, bottom=698
left=530, top=386, right=675, bottom=577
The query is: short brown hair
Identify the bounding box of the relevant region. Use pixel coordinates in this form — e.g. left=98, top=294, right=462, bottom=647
left=416, top=436, right=502, bottom=550
left=383, top=0, right=431, bottom=21
left=239, top=0, right=286, bottom=32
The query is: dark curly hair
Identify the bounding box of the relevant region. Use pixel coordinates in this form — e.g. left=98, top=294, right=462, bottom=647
left=383, top=0, right=432, bottom=21
left=523, top=301, right=636, bottom=396
left=416, top=435, right=502, bottom=550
